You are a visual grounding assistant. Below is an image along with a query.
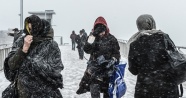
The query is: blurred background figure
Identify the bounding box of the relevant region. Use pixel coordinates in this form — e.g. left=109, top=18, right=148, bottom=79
left=82, top=29, right=87, bottom=39
left=8, top=28, right=23, bottom=42
left=70, top=30, right=77, bottom=51
left=75, top=30, right=86, bottom=60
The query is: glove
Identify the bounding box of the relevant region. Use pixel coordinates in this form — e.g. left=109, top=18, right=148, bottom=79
left=97, top=55, right=108, bottom=66
left=106, top=57, right=117, bottom=69
left=92, top=24, right=106, bottom=37
left=87, top=35, right=95, bottom=44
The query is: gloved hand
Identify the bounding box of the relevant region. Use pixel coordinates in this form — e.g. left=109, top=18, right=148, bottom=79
left=106, top=57, right=117, bottom=69
left=87, top=35, right=95, bottom=44
left=92, top=24, right=106, bottom=37
left=97, top=55, right=108, bottom=66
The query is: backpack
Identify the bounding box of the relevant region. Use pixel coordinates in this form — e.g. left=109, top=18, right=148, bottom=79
left=108, top=58, right=127, bottom=98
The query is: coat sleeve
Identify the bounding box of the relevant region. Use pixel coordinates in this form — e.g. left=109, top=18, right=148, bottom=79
left=4, top=36, right=25, bottom=81
left=8, top=48, right=26, bottom=70
left=83, top=36, right=97, bottom=54
left=128, top=42, right=139, bottom=75
left=75, top=35, right=80, bottom=44
left=110, top=36, right=120, bottom=64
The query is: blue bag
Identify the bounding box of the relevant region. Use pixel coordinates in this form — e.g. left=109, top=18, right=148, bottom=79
left=108, top=58, right=127, bottom=98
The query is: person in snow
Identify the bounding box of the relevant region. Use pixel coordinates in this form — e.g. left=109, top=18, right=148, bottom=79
left=75, top=30, right=86, bottom=60
left=3, top=15, right=64, bottom=98
left=76, top=16, right=120, bottom=98
left=128, top=14, right=179, bottom=98
left=8, top=28, right=24, bottom=42
left=12, top=28, right=20, bottom=42
left=70, top=30, right=77, bottom=51
left=81, top=29, right=88, bottom=39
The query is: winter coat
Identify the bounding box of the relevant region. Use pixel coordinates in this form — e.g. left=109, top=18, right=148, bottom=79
left=75, top=34, right=86, bottom=49
left=70, top=33, right=77, bottom=42
left=3, top=15, right=64, bottom=98
left=128, top=14, right=179, bottom=98
left=77, top=16, right=120, bottom=93
left=81, top=29, right=88, bottom=38
left=13, top=30, right=24, bottom=42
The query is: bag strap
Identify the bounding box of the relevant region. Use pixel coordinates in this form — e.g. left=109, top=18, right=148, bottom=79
left=179, top=84, right=183, bottom=97
left=114, top=66, right=124, bottom=84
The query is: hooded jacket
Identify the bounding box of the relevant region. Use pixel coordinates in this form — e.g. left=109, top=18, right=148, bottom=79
left=126, top=14, right=157, bottom=58
left=93, top=16, right=110, bottom=34
left=84, top=16, right=120, bottom=61
left=3, top=15, right=63, bottom=98
left=75, top=31, right=87, bottom=49
left=77, top=16, right=120, bottom=94
left=128, top=14, right=179, bottom=98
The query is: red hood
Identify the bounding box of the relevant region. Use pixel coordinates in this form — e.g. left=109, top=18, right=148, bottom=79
left=93, top=16, right=110, bottom=34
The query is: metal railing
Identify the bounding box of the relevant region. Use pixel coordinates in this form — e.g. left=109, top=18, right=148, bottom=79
left=117, top=39, right=186, bottom=58
left=54, top=36, right=63, bottom=45
left=0, top=44, right=12, bottom=70
left=117, top=39, right=128, bottom=58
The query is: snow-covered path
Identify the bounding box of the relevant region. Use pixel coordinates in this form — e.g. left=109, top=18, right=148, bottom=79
left=1, top=45, right=186, bottom=98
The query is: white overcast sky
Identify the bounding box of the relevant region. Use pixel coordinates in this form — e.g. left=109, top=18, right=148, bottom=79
left=0, top=0, right=186, bottom=46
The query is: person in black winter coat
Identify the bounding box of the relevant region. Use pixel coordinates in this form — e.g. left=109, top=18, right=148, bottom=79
left=8, top=28, right=24, bottom=42
left=128, top=14, right=179, bottom=98
left=75, top=30, right=87, bottom=60
left=70, top=30, right=77, bottom=50
left=76, top=16, right=120, bottom=98
left=2, top=15, right=64, bottom=98
left=81, top=29, right=88, bottom=39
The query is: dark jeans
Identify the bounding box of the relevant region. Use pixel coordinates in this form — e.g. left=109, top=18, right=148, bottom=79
left=90, top=83, right=109, bottom=98
left=72, top=41, right=75, bottom=50
left=78, top=47, right=84, bottom=59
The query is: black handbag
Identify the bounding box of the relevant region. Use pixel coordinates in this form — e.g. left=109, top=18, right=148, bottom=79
left=2, top=73, right=18, bottom=98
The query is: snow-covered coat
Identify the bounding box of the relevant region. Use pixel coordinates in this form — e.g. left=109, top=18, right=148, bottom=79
left=77, top=16, right=120, bottom=94
left=75, top=33, right=86, bottom=49
left=3, top=15, right=64, bottom=98
left=128, top=14, right=179, bottom=98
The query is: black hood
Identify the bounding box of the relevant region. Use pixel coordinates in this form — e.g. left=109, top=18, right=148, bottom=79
left=23, top=15, right=43, bottom=36
left=136, top=14, right=156, bottom=31
left=32, top=20, right=53, bottom=43
left=41, top=19, right=51, bottom=37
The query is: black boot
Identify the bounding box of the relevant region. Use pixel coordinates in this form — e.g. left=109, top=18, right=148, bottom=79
left=90, top=84, right=100, bottom=98
left=76, top=87, right=87, bottom=94
left=103, top=92, right=109, bottom=98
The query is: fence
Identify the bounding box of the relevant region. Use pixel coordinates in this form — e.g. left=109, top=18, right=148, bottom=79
left=54, top=36, right=63, bottom=45
left=117, top=39, right=128, bottom=58
left=117, top=40, right=186, bottom=58
left=0, top=44, right=12, bottom=70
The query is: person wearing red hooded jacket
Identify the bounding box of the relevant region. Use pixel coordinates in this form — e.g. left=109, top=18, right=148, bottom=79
left=76, top=16, right=120, bottom=98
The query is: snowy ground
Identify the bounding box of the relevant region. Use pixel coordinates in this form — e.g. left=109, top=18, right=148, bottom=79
left=1, top=45, right=186, bottom=98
